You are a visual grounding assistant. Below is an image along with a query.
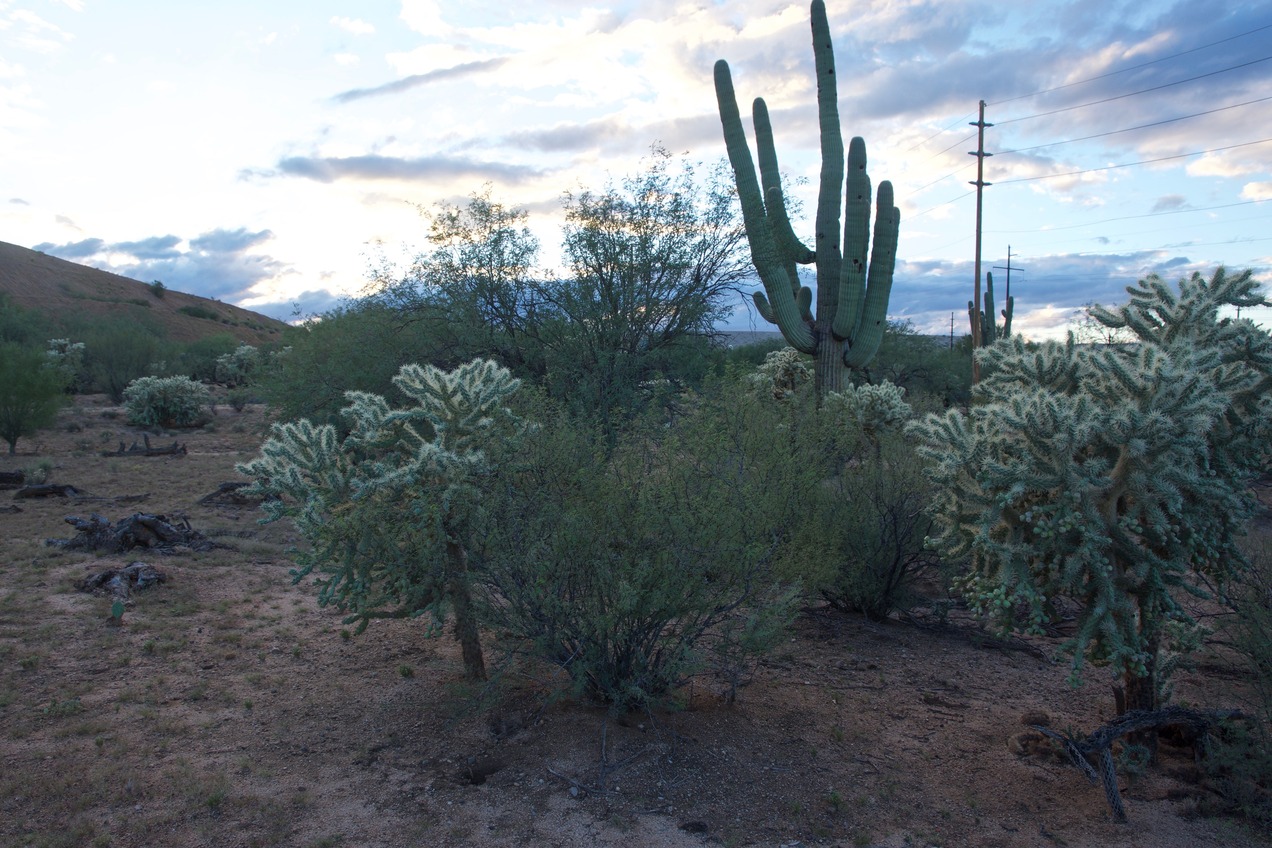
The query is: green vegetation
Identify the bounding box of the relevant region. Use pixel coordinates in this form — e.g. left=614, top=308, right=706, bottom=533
left=714, top=0, right=899, bottom=396
left=241, top=359, right=528, bottom=681
left=123, top=375, right=212, bottom=429
left=912, top=268, right=1272, bottom=732
left=178, top=304, right=222, bottom=321
left=0, top=341, right=66, bottom=454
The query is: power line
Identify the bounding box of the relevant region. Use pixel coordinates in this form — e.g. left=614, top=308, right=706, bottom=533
left=903, top=112, right=977, bottom=153
left=989, top=22, right=1272, bottom=106
left=910, top=161, right=975, bottom=195
left=993, top=137, right=1272, bottom=185
left=996, top=94, right=1272, bottom=156
left=910, top=190, right=975, bottom=220
left=996, top=54, right=1272, bottom=126
left=987, top=198, right=1271, bottom=235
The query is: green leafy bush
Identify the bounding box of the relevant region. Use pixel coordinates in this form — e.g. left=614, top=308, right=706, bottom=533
left=123, top=376, right=212, bottom=429
left=477, top=390, right=798, bottom=711
left=178, top=304, right=220, bottom=321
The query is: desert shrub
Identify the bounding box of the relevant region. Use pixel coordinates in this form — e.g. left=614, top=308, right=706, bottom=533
left=0, top=341, right=66, bottom=454
left=811, top=432, right=939, bottom=620
left=178, top=304, right=220, bottom=321
left=174, top=333, right=239, bottom=383
left=1200, top=540, right=1272, bottom=823
left=226, top=387, right=252, bottom=412
left=122, top=376, right=212, bottom=429
left=45, top=339, right=86, bottom=392
left=78, top=318, right=166, bottom=402
left=256, top=302, right=462, bottom=426
left=476, top=388, right=798, bottom=711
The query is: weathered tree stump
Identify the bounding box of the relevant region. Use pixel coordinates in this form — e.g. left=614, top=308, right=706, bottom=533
left=0, top=470, right=24, bottom=489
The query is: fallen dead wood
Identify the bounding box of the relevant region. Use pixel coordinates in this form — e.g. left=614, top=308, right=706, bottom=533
left=101, top=434, right=187, bottom=457
left=0, top=470, right=24, bottom=489
left=0, top=504, right=21, bottom=513
left=14, top=484, right=92, bottom=499
left=77, top=561, right=166, bottom=601
left=198, top=481, right=264, bottom=506
left=46, top=512, right=218, bottom=553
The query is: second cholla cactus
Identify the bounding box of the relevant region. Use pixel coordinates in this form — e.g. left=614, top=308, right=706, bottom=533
left=714, top=0, right=900, bottom=399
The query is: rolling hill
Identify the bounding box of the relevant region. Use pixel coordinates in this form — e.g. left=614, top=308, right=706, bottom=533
left=0, top=240, right=288, bottom=346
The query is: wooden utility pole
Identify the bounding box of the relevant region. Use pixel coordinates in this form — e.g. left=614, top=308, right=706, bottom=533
left=993, top=245, right=1023, bottom=310
left=969, top=100, right=993, bottom=382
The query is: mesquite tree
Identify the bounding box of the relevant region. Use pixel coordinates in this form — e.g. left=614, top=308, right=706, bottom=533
left=714, top=0, right=900, bottom=398
left=238, top=358, right=525, bottom=681
left=911, top=268, right=1271, bottom=732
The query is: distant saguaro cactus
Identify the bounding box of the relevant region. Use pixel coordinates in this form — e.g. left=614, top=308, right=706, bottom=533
left=969, top=270, right=1013, bottom=348
left=714, top=0, right=900, bottom=398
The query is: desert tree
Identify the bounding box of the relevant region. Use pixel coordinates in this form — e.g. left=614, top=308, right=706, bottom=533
left=539, top=147, right=750, bottom=431
left=239, top=358, right=526, bottom=681
left=0, top=341, right=66, bottom=455
left=911, top=267, right=1272, bottom=745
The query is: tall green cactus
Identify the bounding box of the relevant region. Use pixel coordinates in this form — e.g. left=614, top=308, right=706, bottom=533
left=714, top=0, right=900, bottom=398
left=969, top=270, right=1013, bottom=346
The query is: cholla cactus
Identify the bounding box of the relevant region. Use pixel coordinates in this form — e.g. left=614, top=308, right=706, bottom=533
left=237, top=358, right=525, bottom=681
left=46, top=338, right=86, bottom=391
left=824, top=381, right=912, bottom=437
left=751, top=347, right=814, bottom=401
left=214, top=344, right=262, bottom=387
left=714, top=0, right=900, bottom=398
left=911, top=267, right=1271, bottom=726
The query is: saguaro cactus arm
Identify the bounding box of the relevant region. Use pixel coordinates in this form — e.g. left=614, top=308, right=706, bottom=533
left=714, top=60, right=817, bottom=354
left=839, top=148, right=900, bottom=367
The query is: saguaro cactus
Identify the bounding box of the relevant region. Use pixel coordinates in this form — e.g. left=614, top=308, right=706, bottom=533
left=969, top=270, right=1013, bottom=347
left=714, top=0, right=900, bottom=398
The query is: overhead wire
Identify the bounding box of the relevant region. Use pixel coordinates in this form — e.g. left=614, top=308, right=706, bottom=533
left=988, top=22, right=1272, bottom=106
left=995, top=94, right=1272, bottom=156
left=994, top=138, right=1272, bottom=185
left=995, top=54, right=1272, bottom=126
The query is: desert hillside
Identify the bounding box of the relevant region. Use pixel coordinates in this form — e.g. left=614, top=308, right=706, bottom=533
left=0, top=240, right=288, bottom=346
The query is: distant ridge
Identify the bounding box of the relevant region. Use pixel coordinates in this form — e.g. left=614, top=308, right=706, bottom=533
left=0, top=240, right=288, bottom=346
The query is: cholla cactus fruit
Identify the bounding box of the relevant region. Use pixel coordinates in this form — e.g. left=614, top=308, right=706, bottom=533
left=715, top=0, right=900, bottom=396
left=236, top=358, right=526, bottom=681
left=911, top=267, right=1272, bottom=717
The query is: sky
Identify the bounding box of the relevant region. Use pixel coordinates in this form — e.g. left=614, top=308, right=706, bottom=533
left=2, top=0, right=1270, bottom=339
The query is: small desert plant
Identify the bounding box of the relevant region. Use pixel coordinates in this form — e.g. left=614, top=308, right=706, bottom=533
left=149, top=280, right=166, bottom=299
left=122, top=375, right=212, bottom=429
left=215, top=344, right=261, bottom=387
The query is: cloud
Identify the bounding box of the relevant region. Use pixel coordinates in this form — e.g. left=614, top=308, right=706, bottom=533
left=1241, top=182, right=1272, bottom=201
left=33, top=228, right=288, bottom=304
left=274, top=153, right=542, bottom=184
left=241, top=288, right=346, bottom=322
left=330, top=16, right=374, bottom=35
left=1151, top=194, right=1188, bottom=213
left=332, top=58, right=508, bottom=103
left=9, top=197, right=29, bottom=205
